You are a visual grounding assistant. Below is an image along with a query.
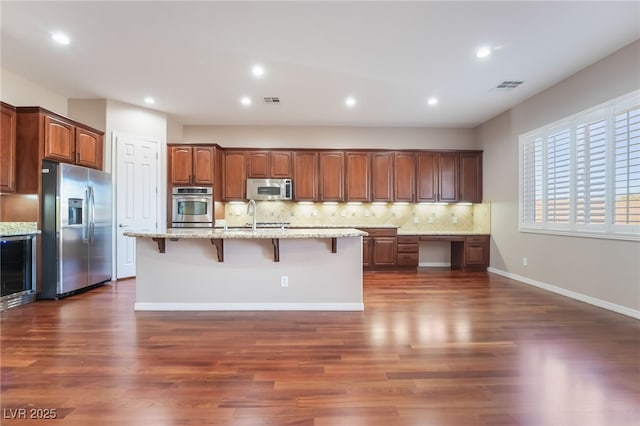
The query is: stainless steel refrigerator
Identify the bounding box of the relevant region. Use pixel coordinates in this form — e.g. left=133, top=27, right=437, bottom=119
left=40, top=160, right=112, bottom=299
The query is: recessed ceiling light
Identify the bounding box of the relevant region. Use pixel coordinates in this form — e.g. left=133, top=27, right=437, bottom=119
left=427, top=97, right=439, bottom=106
left=476, top=46, right=492, bottom=59
left=251, top=65, right=265, bottom=78
left=144, top=97, right=155, bottom=105
left=51, top=32, right=70, bottom=45
left=240, top=96, right=252, bottom=106
left=345, top=97, right=356, bottom=107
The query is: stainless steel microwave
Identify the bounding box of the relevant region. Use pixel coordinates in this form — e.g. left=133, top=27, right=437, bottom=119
left=246, top=178, right=293, bottom=201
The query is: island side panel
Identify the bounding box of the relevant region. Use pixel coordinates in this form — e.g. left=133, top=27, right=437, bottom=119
left=134, top=236, right=363, bottom=310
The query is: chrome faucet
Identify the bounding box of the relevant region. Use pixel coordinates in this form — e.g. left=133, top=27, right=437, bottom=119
left=247, top=199, right=257, bottom=231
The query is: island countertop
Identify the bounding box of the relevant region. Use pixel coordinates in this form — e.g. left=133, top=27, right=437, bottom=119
left=124, top=227, right=368, bottom=239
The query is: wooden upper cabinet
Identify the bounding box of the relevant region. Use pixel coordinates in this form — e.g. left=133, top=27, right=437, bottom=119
left=394, top=152, right=415, bottom=202
left=371, top=152, right=393, bottom=202
left=222, top=151, right=247, bottom=200
left=169, top=146, right=193, bottom=185
left=416, top=152, right=438, bottom=202
left=192, top=146, right=215, bottom=185
left=270, top=151, right=292, bottom=178
left=169, top=145, right=215, bottom=186
left=293, top=151, right=317, bottom=201
left=345, top=152, right=370, bottom=202
left=247, top=151, right=270, bottom=178
left=75, top=127, right=103, bottom=170
left=417, top=152, right=459, bottom=202
left=460, top=152, right=483, bottom=203
left=318, top=151, right=344, bottom=202
left=1, top=103, right=17, bottom=192
left=43, top=115, right=75, bottom=163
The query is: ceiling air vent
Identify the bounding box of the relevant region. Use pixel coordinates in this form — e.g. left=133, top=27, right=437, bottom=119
left=494, top=80, right=524, bottom=91
left=263, top=97, right=280, bottom=103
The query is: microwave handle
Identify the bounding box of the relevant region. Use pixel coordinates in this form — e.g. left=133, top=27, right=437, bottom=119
left=284, top=180, right=292, bottom=199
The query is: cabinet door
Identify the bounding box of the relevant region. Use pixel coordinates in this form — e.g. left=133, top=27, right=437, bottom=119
left=318, top=151, right=344, bottom=202
left=460, top=152, right=482, bottom=203
left=394, top=152, right=415, bottom=202
left=293, top=151, right=317, bottom=201
left=438, top=152, right=459, bottom=202
left=416, top=152, right=438, bottom=202
left=169, top=146, right=194, bottom=185
left=43, top=115, right=74, bottom=163
left=193, top=146, right=215, bottom=184
left=271, top=151, right=292, bottom=178
left=465, top=235, right=490, bottom=269
left=247, top=151, right=270, bottom=178
left=372, top=237, right=397, bottom=266
left=371, top=152, right=393, bottom=202
left=75, top=127, right=103, bottom=170
left=362, top=237, right=372, bottom=267
left=0, top=104, right=17, bottom=192
left=345, top=152, right=370, bottom=202
left=223, top=151, right=247, bottom=200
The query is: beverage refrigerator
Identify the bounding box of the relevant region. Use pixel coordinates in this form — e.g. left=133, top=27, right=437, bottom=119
left=40, top=160, right=112, bottom=299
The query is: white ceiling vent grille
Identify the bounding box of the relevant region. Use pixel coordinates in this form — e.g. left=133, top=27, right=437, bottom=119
left=494, top=80, right=524, bottom=91
left=263, top=97, right=280, bottom=103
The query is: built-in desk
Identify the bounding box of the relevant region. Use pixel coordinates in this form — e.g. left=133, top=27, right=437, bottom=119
left=397, top=233, right=490, bottom=270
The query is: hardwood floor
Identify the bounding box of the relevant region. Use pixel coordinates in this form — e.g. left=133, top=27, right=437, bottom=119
left=1, top=270, right=639, bottom=425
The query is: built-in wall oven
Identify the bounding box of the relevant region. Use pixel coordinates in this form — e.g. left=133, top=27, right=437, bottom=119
left=172, top=187, right=214, bottom=228
left=1, top=234, right=36, bottom=311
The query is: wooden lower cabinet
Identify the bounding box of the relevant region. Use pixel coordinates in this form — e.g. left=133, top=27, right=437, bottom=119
left=463, top=235, right=490, bottom=270
left=360, top=228, right=397, bottom=269
left=396, top=235, right=419, bottom=267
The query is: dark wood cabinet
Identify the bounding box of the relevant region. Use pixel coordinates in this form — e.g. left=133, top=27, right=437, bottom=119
left=371, top=152, right=393, bottom=202
left=168, top=145, right=215, bottom=186
left=1, top=103, right=17, bottom=192
left=396, top=235, right=419, bottom=267
left=293, top=151, right=317, bottom=201
left=417, top=152, right=459, bottom=202
left=460, top=152, right=483, bottom=203
left=394, top=152, right=415, bottom=202
left=360, top=228, right=397, bottom=269
left=271, top=151, right=292, bottom=178
left=16, top=107, right=105, bottom=193
left=247, top=150, right=292, bottom=179
left=222, top=151, right=247, bottom=200
left=318, top=151, right=344, bottom=202
left=345, top=152, right=370, bottom=202
left=464, top=235, right=490, bottom=269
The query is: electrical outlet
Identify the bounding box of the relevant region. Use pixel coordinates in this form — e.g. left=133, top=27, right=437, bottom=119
left=413, top=216, right=419, bottom=224
left=281, top=276, right=289, bottom=287
left=522, top=257, right=528, bottom=267
left=428, top=216, right=434, bottom=224
left=451, top=216, right=458, bottom=224
left=341, top=210, right=347, bottom=217
left=364, top=210, right=370, bottom=217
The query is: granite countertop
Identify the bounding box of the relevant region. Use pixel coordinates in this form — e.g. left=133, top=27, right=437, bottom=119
left=0, top=222, right=40, bottom=237
left=124, top=227, right=368, bottom=239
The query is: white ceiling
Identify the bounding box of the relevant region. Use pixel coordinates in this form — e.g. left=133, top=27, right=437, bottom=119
left=1, top=1, right=639, bottom=128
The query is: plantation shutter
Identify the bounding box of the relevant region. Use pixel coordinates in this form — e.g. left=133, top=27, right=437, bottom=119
left=522, top=136, right=543, bottom=224
left=575, top=119, right=607, bottom=225
left=614, top=106, right=640, bottom=225
left=546, top=129, right=571, bottom=224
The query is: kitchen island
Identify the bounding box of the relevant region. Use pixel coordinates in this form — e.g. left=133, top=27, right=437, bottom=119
left=124, top=227, right=367, bottom=311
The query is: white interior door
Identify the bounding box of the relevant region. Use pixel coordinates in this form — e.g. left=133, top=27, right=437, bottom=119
left=115, top=134, right=160, bottom=278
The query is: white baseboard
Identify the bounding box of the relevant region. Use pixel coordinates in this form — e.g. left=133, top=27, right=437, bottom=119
left=134, top=302, right=364, bottom=311
left=419, top=262, right=451, bottom=267
left=487, top=267, right=640, bottom=320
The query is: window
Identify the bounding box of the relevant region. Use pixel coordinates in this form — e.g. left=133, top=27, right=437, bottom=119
left=520, top=90, right=640, bottom=240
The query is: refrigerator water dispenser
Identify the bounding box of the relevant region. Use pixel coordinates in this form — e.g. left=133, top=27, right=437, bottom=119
left=68, top=198, right=83, bottom=225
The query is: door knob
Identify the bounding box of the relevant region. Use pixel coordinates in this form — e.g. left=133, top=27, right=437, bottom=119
left=118, top=224, right=128, bottom=228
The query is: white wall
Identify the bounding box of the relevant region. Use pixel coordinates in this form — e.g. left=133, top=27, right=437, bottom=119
left=182, top=125, right=476, bottom=150
left=476, top=40, right=640, bottom=317
left=0, top=68, right=67, bottom=114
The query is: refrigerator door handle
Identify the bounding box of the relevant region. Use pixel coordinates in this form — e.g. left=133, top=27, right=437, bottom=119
left=89, top=185, right=96, bottom=244
left=83, top=187, right=90, bottom=243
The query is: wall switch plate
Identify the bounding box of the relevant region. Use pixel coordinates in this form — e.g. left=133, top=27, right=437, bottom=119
left=428, top=216, right=434, bottom=224
left=451, top=216, right=458, bottom=224
left=281, top=276, right=289, bottom=287
left=522, top=257, right=528, bottom=266
left=413, top=216, right=419, bottom=224
left=341, top=210, right=347, bottom=217
left=364, top=210, right=370, bottom=217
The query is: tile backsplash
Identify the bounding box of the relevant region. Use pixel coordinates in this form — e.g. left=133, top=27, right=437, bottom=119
left=222, top=201, right=490, bottom=233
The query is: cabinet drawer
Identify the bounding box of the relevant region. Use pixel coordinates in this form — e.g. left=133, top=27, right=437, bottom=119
left=397, top=244, right=418, bottom=253
left=397, top=253, right=418, bottom=266
left=466, top=235, right=489, bottom=244
left=397, top=235, right=418, bottom=244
